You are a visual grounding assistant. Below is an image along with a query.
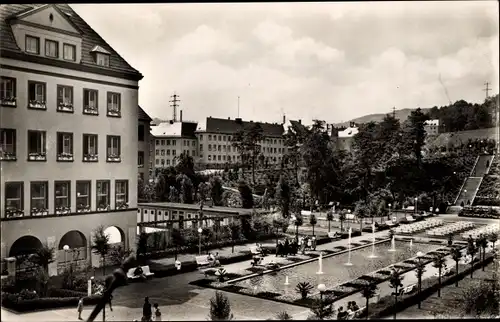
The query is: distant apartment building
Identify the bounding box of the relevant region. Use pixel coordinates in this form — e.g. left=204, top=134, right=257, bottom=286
left=138, top=106, right=152, bottom=182
left=0, top=4, right=142, bottom=275
left=333, top=122, right=359, bottom=152
left=424, top=119, right=440, bottom=136
left=196, top=117, right=286, bottom=168
left=150, top=114, right=198, bottom=172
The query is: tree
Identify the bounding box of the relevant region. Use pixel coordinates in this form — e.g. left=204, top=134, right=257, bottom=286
left=389, top=268, right=404, bottom=319
left=108, top=244, right=132, bottom=266
left=405, top=108, right=429, bottom=166
left=451, top=247, right=462, bottom=287
left=355, top=201, right=369, bottom=232
left=238, top=181, right=254, bottom=209
left=361, top=281, right=378, bottom=319
left=432, top=253, right=446, bottom=297
left=339, top=209, right=347, bottom=233
left=293, top=214, right=303, bottom=242
left=137, top=231, right=149, bottom=264
left=171, top=228, right=185, bottom=260
left=326, top=210, right=334, bottom=233
left=228, top=222, right=241, bottom=253
left=488, top=232, right=498, bottom=250
left=467, top=238, right=477, bottom=278
left=459, top=280, right=500, bottom=318
left=209, top=291, right=233, bottom=320
left=275, top=311, right=293, bottom=320
left=168, top=185, right=180, bottom=203
left=477, top=234, right=488, bottom=271
left=92, top=225, right=110, bottom=276
left=210, top=177, right=224, bottom=206
left=272, top=218, right=285, bottom=247
left=309, top=214, right=317, bottom=237
left=275, top=176, right=291, bottom=218
left=232, top=123, right=264, bottom=184
left=31, top=243, right=54, bottom=274
left=177, top=174, right=194, bottom=204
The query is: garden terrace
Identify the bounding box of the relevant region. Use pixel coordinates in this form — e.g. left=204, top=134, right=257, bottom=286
left=473, top=175, right=500, bottom=206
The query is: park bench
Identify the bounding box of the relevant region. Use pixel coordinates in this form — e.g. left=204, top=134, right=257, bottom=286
left=385, top=220, right=397, bottom=227
left=196, top=255, right=220, bottom=277
left=400, top=283, right=417, bottom=295
left=250, top=246, right=264, bottom=266
left=328, top=232, right=342, bottom=240
left=141, top=265, right=155, bottom=278
left=405, top=215, right=416, bottom=223
left=126, top=268, right=141, bottom=280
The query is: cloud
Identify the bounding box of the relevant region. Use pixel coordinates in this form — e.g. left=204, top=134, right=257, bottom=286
left=70, top=2, right=499, bottom=125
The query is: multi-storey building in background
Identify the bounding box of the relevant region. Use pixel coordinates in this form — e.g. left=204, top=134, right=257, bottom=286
left=424, top=119, right=440, bottom=136
left=195, top=116, right=286, bottom=169
left=138, top=106, right=152, bottom=182
left=150, top=110, right=197, bottom=173
left=0, top=4, right=142, bottom=275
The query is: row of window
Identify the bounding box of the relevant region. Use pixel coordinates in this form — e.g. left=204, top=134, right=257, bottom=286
left=26, top=35, right=76, bottom=61
left=200, top=134, right=283, bottom=146
left=154, top=139, right=196, bottom=147
left=0, top=129, right=122, bottom=163
left=0, top=77, right=122, bottom=117
left=4, top=180, right=129, bottom=218
left=25, top=34, right=110, bottom=67
left=155, top=149, right=197, bottom=157
left=199, top=144, right=285, bottom=154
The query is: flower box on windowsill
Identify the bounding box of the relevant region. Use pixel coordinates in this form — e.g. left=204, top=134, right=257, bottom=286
left=5, top=208, right=24, bottom=218
left=57, top=103, right=74, bottom=113
left=83, top=154, right=98, bottom=162
left=28, top=153, right=47, bottom=161
left=55, top=207, right=71, bottom=215
left=31, top=208, right=48, bottom=216
left=57, top=153, right=74, bottom=162
left=83, top=106, right=99, bottom=115
left=138, top=164, right=144, bottom=168
left=76, top=205, right=91, bottom=213
left=116, top=203, right=129, bottom=210
left=107, top=108, right=121, bottom=117
left=107, top=155, right=121, bottom=162
left=1, top=97, right=16, bottom=107
left=97, top=205, right=110, bottom=212
left=0, top=152, right=16, bottom=161
left=28, top=100, right=46, bottom=110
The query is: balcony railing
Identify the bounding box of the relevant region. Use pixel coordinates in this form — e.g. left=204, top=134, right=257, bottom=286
left=28, top=100, right=46, bottom=110
left=28, top=152, right=46, bottom=161
left=57, top=102, right=74, bottom=113
left=1, top=96, right=16, bottom=107
left=83, top=105, right=98, bottom=115
left=0, top=151, right=16, bottom=161
left=57, top=152, right=74, bottom=162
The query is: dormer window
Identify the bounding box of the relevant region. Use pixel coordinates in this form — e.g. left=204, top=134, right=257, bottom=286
left=96, top=53, right=110, bottom=67
left=25, top=35, right=40, bottom=54
left=91, top=45, right=111, bottom=67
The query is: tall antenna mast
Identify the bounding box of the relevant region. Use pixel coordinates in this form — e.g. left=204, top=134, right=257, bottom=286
left=169, top=92, right=180, bottom=122
left=392, top=106, right=396, bottom=119
left=237, top=96, right=240, bottom=118
left=484, top=82, right=491, bottom=99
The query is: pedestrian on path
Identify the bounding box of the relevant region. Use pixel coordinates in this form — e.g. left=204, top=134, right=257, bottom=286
left=77, top=297, right=84, bottom=320
left=153, top=303, right=162, bottom=321
left=142, top=296, right=152, bottom=321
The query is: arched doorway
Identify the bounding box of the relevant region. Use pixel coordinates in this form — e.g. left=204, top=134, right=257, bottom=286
left=58, top=230, right=87, bottom=267
left=9, top=235, right=43, bottom=274
left=102, top=226, right=126, bottom=266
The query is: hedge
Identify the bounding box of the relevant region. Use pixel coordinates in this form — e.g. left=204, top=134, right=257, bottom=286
left=458, top=206, right=500, bottom=219
left=46, top=288, right=88, bottom=298
left=365, top=254, right=495, bottom=319
left=1, top=292, right=102, bottom=312
left=473, top=197, right=500, bottom=207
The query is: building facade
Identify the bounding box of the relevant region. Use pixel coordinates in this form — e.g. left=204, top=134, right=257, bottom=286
left=138, top=106, right=152, bottom=182
left=196, top=117, right=287, bottom=168
left=0, top=4, right=142, bottom=275
left=424, top=119, right=440, bottom=136
left=150, top=119, right=198, bottom=173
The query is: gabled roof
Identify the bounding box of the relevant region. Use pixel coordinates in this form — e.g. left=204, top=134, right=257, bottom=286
left=0, top=4, right=142, bottom=78
left=90, top=45, right=110, bottom=55
left=10, top=4, right=82, bottom=34
left=200, top=117, right=284, bottom=137
left=138, top=106, right=152, bottom=122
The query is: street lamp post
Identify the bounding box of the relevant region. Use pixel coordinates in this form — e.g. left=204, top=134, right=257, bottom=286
left=414, top=197, right=418, bottom=214
left=198, top=228, right=203, bottom=255
left=317, top=283, right=326, bottom=319
left=388, top=203, right=392, bottom=220
left=63, top=245, right=70, bottom=271
left=416, top=251, right=424, bottom=309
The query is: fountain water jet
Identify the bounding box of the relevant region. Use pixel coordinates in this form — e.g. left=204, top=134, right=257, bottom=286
left=368, top=223, right=378, bottom=259
left=284, top=276, right=290, bottom=285
left=316, top=252, right=324, bottom=274
left=345, top=228, right=353, bottom=266
left=388, top=235, right=396, bottom=252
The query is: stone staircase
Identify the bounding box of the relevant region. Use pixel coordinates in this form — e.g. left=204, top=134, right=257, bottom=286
left=454, top=154, right=495, bottom=207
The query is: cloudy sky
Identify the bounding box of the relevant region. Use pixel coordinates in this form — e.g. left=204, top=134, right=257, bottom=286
left=71, top=1, right=499, bottom=125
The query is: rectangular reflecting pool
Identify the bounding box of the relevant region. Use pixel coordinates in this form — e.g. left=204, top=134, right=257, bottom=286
left=232, top=241, right=438, bottom=296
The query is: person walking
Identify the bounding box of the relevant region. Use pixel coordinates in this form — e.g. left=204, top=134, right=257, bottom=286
left=143, top=297, right=152, bottom=321
left=153, top=303, right=162, bottom=321
left=77, top=297, right=84, bottom=320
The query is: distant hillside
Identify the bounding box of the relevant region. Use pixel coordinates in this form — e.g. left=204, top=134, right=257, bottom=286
left=334, top=108, right=430, bottom=127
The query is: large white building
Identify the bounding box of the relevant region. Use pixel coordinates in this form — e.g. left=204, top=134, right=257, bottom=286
left=0, top=4, right=142, bottom=275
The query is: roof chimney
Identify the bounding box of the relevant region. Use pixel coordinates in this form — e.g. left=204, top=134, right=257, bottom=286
left=282, top=115, right=286, bottom=124
left=298, top=119, right=302, bottom=124
left=180, top=110, right=183, bottom=122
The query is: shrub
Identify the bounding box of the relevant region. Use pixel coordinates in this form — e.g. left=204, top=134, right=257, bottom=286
left=1, top=293, right=102, bottom=312
left=47, top=288, right=87, bottom=298
left=295, top=282, right=314, bottom=300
